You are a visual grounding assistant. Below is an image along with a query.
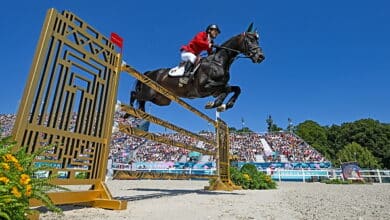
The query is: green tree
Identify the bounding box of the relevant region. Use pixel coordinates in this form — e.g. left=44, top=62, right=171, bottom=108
left=337, top=142, right=380, bottom=168
left=295, top=120, right=331, bottom=158
left=237, top=127, right=253, bottom=133
left=294, top=118, right=390, bottom=168
left=326, top=124, right=344, bottom=158
left=333, top=119, right=390, bottom=168
left=266, top=115, right=282, bottom=132
left=270, top=124, right=282, bottom=132
left=229, top=127, right=237, bottom=132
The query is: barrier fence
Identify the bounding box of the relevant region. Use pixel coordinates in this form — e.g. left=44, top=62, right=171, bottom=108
left=12, top=8, right=126, bottom=210
left=116, top=65, right=237, bottom=190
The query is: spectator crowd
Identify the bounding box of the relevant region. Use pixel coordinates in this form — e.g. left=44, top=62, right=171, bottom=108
left=1, top=113, right=328, bottom=166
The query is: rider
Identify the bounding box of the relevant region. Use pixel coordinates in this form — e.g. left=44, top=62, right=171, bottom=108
left=180, top=24, right=221, bottom=82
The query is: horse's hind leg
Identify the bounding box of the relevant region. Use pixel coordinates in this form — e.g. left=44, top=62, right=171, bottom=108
left=123, top=91, right=138, bottom=119
left=205, top=91, right=228, bottom=109
left=130, top=91, right=137, bottom=107
left=207, top=86, right=240, bottom=112
left=138, top=101, right=146, bottom=112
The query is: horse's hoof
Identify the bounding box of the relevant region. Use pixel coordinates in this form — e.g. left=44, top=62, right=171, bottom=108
left=205, top=102, right=214, bottom=109
left=216, top=104, right=226, bottom=112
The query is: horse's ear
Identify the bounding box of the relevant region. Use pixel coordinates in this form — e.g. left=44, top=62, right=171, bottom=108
left=254, top=28, right=260, bottom=39
left=246, top=22, right=254, bottom=33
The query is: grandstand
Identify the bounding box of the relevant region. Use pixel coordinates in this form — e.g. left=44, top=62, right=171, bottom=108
left=1, top=112, right=330, bottom=171
left=0, top=114, right=16, bottom=138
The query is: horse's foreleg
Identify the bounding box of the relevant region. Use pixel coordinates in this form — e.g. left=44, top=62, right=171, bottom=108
left=225, top=86, right=241, bottom=110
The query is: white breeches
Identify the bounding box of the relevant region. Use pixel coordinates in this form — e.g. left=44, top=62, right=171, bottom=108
left=181, top=51, right=197, bottom=64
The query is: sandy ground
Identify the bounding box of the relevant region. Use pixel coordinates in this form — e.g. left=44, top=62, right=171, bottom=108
left=39, top=180, right=390, bottom=220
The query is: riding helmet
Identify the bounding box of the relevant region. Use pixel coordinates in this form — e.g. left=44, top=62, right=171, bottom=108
left=206, top=24, right=221, bottom=34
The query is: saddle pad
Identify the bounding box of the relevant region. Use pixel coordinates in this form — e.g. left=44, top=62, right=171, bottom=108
left=168, top=66, right=185, bottom=77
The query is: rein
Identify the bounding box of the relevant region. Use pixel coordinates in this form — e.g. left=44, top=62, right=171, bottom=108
left=216, top=45, right=240, bottom=53
left=215, top=34, right=258, bottom=60
left=215, top=45, right=251, bottom=60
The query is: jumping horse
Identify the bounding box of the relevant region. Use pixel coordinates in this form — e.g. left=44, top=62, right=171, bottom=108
left=129, top=24, right=265, bottom=112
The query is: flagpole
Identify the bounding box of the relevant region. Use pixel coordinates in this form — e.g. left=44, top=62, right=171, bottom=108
left=215, top=110, right=220, bottom=121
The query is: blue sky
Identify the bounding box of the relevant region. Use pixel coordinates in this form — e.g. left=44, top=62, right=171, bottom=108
left=0, top=0, right=389, bottom=133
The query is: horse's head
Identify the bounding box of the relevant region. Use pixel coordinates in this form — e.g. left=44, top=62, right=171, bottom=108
left=240, top=31, right=265, bottom=63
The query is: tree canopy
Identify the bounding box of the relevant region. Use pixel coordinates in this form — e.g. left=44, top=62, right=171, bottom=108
left=336, top=142, right=380, bottom=168
left=295, top=118, right=389, bottom=168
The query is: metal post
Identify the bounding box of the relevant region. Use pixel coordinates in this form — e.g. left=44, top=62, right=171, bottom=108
left=377, top=169, right=382, bottom=183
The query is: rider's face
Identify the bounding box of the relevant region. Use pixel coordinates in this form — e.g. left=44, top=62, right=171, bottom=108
left=209, top=29, right=219, bottom=39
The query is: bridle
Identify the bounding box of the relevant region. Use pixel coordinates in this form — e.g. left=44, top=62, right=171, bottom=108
left=216, top=32, right=260, bottom=60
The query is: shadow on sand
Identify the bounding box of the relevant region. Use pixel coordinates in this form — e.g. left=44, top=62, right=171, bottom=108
left=35, top=186, right=243, bottom=214
left=115, top=187, right=243, bottom=201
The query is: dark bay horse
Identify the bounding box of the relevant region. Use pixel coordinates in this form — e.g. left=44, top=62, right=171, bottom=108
left=129, top=29, right=265, bottom=112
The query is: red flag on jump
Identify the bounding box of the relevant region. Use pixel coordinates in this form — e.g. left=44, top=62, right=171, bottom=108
left=110, top=32, right=123, bottom=51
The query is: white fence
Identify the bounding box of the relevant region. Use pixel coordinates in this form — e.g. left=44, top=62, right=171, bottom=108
left=264, top=168, right=390, bottom=183
left=110, top=162, right=390, bottom=183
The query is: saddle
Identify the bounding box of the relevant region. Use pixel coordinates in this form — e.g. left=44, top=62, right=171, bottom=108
left=168, top=59, right=201, bottom=77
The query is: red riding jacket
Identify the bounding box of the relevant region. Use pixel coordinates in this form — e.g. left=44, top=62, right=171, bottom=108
left=181, top=31, right=212, bottom=55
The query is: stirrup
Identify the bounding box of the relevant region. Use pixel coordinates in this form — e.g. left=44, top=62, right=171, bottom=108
left=182, top=71, right=190, bottom=77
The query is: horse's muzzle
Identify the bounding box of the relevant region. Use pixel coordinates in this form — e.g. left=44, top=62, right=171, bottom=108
left=250, top=47, right=265, bottom=63
left=251, top=53, right=264, bottom=63
left=256, top=54, right=265, bottom=63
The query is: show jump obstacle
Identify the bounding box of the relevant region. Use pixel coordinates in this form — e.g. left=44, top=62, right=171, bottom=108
left=11, top=8, right=235, bottom=211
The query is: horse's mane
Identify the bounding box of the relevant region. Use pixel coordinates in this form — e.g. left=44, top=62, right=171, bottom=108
left=220, top=33, right=241, bottom=47
left=204, top=33, right=241, bottom=62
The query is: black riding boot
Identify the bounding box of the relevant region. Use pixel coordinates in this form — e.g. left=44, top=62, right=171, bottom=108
left=183, top=61, right=194, bottom=77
